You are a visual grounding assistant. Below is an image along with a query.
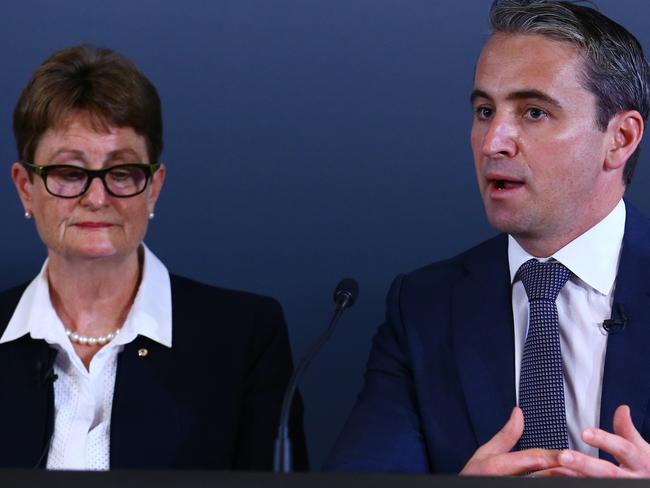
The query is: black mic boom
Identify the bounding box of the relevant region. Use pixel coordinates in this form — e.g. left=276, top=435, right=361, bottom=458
left=273, top=278, right=359, bottom=473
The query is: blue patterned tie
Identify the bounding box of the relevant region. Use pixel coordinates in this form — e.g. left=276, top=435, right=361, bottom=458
left=517, top=258, right=570, bottom=450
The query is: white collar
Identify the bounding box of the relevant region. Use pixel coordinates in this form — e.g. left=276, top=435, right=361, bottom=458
left=0, top=243, right=172, bottom=349
left=508, top=199, right=625, bottom=296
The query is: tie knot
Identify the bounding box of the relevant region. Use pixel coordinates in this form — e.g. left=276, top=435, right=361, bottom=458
left=517, top=259, right=570, bottom=302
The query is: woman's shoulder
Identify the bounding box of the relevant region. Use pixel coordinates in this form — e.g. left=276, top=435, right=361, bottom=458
left=0, top=283, right=28, bottom=301
left=168, top=273, right=284, bottom=319
left=0, top=283, right=29, bottom=311
left=167, top=274, right=289, bottom=349
left=0, top=283, right=30, bottom=337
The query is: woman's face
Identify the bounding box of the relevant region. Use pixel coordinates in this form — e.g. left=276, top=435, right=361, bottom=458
left=12, top=111, right=165, bottom=263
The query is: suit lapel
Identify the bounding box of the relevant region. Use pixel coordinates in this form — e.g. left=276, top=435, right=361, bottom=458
left=599, top=205, right=650, bottom=461
left=110, top=336, right=183, bottom=469
left=452, top=235, right=516, bottom=446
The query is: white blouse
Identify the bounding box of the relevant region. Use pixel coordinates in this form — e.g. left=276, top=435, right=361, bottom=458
left=0, top=244, right=172, bottom=470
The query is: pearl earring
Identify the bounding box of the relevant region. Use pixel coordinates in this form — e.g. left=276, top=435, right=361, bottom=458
left=24, top=211, right=32, bottom=219
left=149, top=212, right=155, bottom=220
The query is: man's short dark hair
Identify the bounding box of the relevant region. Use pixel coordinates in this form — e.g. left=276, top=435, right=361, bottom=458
left=14, top=44, right=163, bottom=165
left=490, top=0, right=650, bottom=185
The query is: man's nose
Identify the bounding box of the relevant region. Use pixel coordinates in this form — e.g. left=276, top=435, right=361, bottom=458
left=481, top=114, right=518, bottom=158
left=80, top=176, right=109, bottom=207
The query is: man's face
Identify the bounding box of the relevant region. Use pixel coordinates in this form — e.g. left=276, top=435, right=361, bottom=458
left=471, top=33, right=624, bottom=254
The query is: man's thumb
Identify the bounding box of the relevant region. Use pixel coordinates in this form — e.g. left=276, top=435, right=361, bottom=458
left=478, top=407, right=524, bottom=456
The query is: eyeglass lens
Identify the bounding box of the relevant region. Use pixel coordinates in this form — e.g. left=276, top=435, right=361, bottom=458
left=46, top=166, right=149, bottom=197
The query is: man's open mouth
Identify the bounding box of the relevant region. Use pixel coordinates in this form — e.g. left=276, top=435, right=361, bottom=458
left=493, top=179, right=524, bottom=190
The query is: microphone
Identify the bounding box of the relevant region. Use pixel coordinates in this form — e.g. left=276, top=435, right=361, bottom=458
left=603, top=303, right=627, bottom=334
left=333, top=278, right=359, bottom=309
left=273, top=278, right=359, bottom=473
left=33, top=348, right=58, bottom=469
left=35, top=353, right=58, bottom=387
left=38, top=364, right=58, bottom=386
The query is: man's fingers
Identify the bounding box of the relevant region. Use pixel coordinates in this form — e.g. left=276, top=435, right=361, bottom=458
left=612, top=405, right=645, bottom=446
left=475, top=407, right=524, bottom=457
left=462, top=449, right=561, bottom=476
left=580, top=406, right=650, bottom=472
left=530, top=466, right=583, bottom=478
left=581, top=427, right=644, bottom=469
left=461, top=407, right=558, bottom=476
left=559, top=450, right=627, bottom=478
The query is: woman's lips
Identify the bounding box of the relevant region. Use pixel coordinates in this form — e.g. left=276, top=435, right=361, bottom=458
left=74, top=222, right=114, bottom=229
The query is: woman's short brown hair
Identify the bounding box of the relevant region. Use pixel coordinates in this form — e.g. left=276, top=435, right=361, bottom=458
left=13, top=44, right=163, bottom=164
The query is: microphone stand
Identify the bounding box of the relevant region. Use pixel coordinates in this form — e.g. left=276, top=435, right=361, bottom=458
left=273, top=281, right=357, bottom=473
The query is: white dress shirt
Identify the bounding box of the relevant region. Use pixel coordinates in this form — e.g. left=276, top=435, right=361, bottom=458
left=509, top=199, right=625, bottom=456
left=0, top=244, right=172, bottom=470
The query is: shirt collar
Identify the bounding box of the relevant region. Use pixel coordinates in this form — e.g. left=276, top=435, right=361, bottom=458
left=0, top=243, right=172, bottom=348
left=119, top=244, right=172, bottom=348
left=508, top=199, right=625, bottom=296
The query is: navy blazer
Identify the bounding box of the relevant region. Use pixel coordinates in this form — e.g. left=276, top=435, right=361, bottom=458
left=0, top=274, right=307, bottom=470
left=327, top=204, right=650, bottom=473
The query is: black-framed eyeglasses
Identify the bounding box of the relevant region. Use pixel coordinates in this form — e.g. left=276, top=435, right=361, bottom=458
left=21, top=162, right=161, bottom=199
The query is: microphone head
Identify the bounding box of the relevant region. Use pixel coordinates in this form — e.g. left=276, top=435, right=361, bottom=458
left=333, top=278, right=359, bottom=308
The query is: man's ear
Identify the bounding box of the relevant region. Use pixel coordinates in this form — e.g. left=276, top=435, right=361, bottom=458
left=605, top=110, right=644, bottom=171
left=11, top=162, right=34, bottom=213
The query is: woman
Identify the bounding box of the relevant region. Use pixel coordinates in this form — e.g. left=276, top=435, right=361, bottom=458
left=0, top=45, right=307, bottom=470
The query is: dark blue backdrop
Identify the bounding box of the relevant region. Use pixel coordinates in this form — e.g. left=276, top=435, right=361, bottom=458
left=1, top=0, right=649, bottom=469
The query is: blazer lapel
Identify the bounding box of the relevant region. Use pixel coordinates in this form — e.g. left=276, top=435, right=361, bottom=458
left=452, top=235, right=516, bottom=446
left=110, top=336, right=185, bottom=469
left=599, top=205, right=650, bottom=461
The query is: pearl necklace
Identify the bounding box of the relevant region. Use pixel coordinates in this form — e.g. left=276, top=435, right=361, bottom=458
left=65, top=328, right=121, bottom=347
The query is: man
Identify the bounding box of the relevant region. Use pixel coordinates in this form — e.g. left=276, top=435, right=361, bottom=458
left=327, top=0, right=650, bottom=478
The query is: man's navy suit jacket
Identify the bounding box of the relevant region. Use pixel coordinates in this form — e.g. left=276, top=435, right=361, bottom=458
left=327, top=204, right=650, bottom=473
left=0, top=274, right=307, bottom=470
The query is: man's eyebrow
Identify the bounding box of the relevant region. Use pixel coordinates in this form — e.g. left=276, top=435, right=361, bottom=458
left=506, top=90, right=563, bottom=110
left=470, top=88, right=563, bottom=110
left=470, top=89, right=491, bottom=105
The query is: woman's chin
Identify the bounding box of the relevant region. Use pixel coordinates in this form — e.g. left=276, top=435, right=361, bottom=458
left=56, top=242, right=131, bottom=262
